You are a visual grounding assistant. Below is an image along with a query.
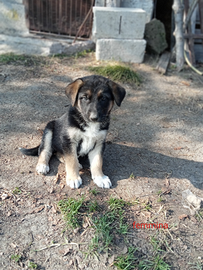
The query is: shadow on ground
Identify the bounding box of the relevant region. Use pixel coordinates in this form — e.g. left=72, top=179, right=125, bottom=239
left=104, top=143, right=203, bottom=190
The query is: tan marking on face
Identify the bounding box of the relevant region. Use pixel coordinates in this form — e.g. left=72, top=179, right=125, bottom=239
left=97, top=89, right=104, bottom=98
left=85, top=89, right=92, bottom=97
left=108, top=100, right=114, bottom=113
left=77, top=89, right=92, bottom=110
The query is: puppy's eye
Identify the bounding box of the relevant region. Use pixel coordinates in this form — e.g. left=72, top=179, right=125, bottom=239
left=101, top=96, right=107, bottom=101
left=81, top=95, right=89, bottom=101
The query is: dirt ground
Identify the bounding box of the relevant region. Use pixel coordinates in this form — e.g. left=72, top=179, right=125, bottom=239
left=1, top=53, right=203, bottom=270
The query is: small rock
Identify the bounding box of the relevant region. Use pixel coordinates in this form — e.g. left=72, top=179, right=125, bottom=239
left=120, top=245, right=128, bottom=255
left=82, top=222, right=89, bottom=229
left=60, top=183, right=65, bottom=189
left=179, top=214, right=188, bottom=220
left=182, top=189, right=203, bottom=215
left=190, top=216, right=197, bottom=223
left=1, top=193, right=9, bottom=200
left=73, top=227, right=79, bottom=234
left=144, top=18, right=168, bottom=54
left=108, top=255, right=115, bottom=265
left=11, top=243, right=17, bottom=248
left=63, top=248, right=71, bottom=256
left=78, top=264, right=85, bottom=269
left=49, top=186, right=54, bottom=194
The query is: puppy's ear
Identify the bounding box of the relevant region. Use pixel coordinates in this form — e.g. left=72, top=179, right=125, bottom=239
left=107, top=81, right=126, bottom=106
left=65, top=79, right=84, bottom=106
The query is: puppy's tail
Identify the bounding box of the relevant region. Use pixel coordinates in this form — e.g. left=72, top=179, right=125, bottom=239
left=19, top=146, right=39, bottom=156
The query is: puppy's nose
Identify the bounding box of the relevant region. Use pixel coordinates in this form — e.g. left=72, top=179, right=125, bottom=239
left=90, top=112, right=98, bottom=122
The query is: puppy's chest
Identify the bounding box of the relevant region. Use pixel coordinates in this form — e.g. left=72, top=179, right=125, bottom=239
left=69, top=123, right=107, bottom=156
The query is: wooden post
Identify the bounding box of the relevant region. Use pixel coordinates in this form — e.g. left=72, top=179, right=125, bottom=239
left=173, top=0, right=185, bottom=71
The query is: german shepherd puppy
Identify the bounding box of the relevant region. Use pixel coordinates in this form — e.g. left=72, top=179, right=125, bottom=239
left=20, top=75, right=126, bottom=189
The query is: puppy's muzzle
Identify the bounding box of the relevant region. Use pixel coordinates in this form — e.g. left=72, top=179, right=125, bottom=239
left=89, top=112, right=98, bottom=122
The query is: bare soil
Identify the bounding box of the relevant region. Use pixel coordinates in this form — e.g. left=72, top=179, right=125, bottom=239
left=1, top=53, right=203, bottom=269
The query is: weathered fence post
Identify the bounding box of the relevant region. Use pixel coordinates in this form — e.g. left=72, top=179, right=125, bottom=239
left=172, top=0, right=184, bottom=71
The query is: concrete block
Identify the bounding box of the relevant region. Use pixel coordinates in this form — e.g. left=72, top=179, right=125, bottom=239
left=95, top=0, right=105, bottom=6
left=120, top=0, right=153, bottom=22
left=95, top=0, right=120, bottom=7
left=0, top=0, right=29, bottom=36
left=96, top=39, right=146, bottom=63
left=92, top=7, right=146, bottom=40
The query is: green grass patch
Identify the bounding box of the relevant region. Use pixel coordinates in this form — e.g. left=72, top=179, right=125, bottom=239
left=142, top=201, right=152, bottom=211
left=157, top=196, right=163, bottom=203
left=87, top=197, right=129, bottom=256
left=0, top=53, right=27, bottom=63
left=74, top=49, right=94, bottom=58
left=58, top=196, right=171, bottom=269
left=12, top=187, right=22, bottom=195
left=58, top=196, right=85, bottom=229
left=137, top=236, right=171, bottom=270
left=10, top=254, right=21, bottom=263
left=52, top=53, right=69, bottom=59
left=88, top=64, right=141, bottom=84
left=188, top=259, right=203, bottom=270
left=88, top=211, right=115, bottom=255
left=138, top=254, right=171, bottom=270
left=89, top=188, right=99, bottom=196
left=0, top=53, right=46, bottom=66
left=108, top=197, right=126, bottom=212
left=58, top=196, right=101, bottom=229
left=53, top=49, right=93, bottom=59
left=86, top=200, right=99, bottom=212
left=28, top=261, right=38, bottom=269
left=114, top=247, right=138, bottom=270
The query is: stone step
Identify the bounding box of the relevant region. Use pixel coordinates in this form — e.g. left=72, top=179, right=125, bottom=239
left=0, top=34, right=95, bottom=56
left=96, top=39, right=146, bottom=63
left=92, top=7, right=146, bottom=40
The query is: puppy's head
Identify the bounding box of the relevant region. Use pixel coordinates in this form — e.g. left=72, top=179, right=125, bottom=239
left=65, top=75, right=126, bottom=122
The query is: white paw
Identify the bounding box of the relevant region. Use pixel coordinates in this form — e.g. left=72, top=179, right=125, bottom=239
left=36, top=164, right=50, bottom=175
left=66, top=176, right=82, bottom=189
left=93, top=175, right=112, bottom=189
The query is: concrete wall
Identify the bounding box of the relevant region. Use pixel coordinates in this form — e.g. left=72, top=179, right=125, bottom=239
left=95, top=0, right=153, bottom=22
left=95, top=0, right=120, bottom=7
left=0, top=0, right=29, bottom=36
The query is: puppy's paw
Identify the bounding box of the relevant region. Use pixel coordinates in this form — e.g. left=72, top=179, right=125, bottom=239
left=66, top=176, right=82, bottom=189
left=36, top=164, right=50, bottom=175
left=93, top=175, right=112, bottom=189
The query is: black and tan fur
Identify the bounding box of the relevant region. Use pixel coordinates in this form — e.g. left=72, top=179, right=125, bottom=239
left=20, top=75, right=126, bottom=189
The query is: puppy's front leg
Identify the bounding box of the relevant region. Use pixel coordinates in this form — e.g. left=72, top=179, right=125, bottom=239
left=88, top=144, right=112, bottom=188
left=64, top=151, right=82, bottom=189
